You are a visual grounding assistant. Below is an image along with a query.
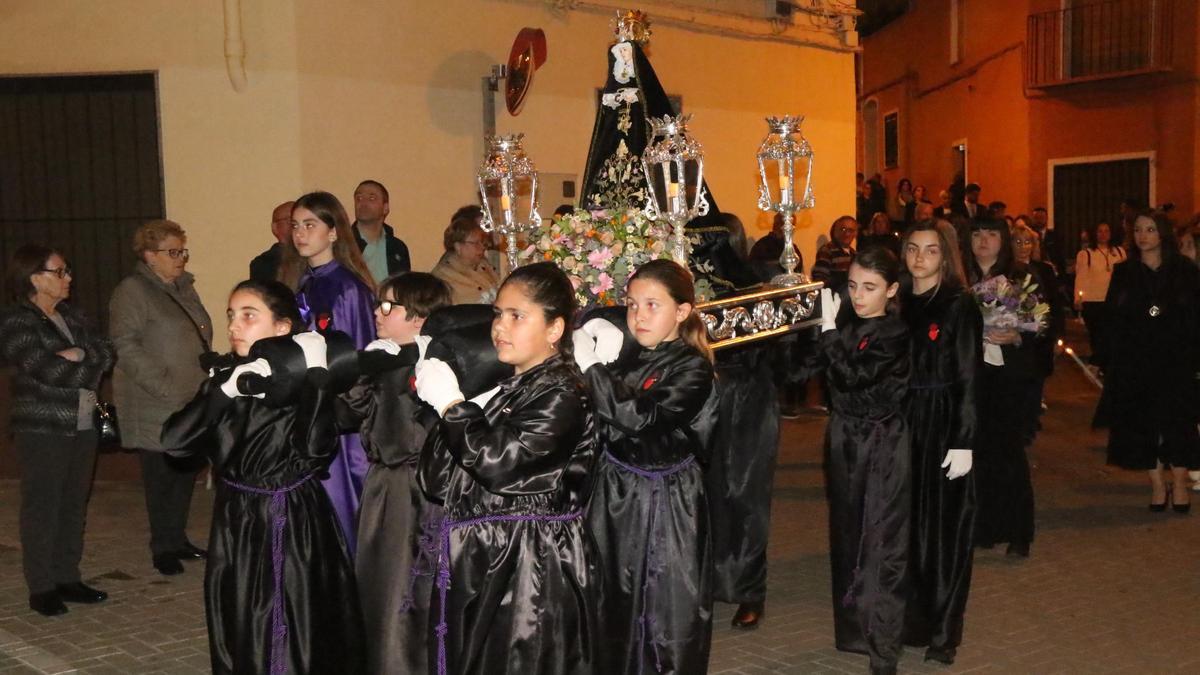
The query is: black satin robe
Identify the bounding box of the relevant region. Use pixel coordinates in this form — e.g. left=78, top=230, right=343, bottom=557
left=419, top=354, right=600, bottom=675
left=706, top=344, right=780, bottom=605
left=585, top=339, right=719, bottom=675
left=336, top=364, right=439, bottom=675
left=161, top=369, right=365, bottom=675
left=1098, top=258, right=1200, bottom=470
left=797, top=314, right=911, bottom=671
left=901, top=284, right=981, bottom=653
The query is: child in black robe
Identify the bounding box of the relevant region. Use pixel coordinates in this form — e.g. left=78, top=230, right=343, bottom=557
left=797, top=247, right=912, bottom=675
left=161, top=280, right=364, bottom=675
left=577, top=259, right=719, bottom=675
left=415, top=262, right=599, bottom=675
left=335, top=272, right=450, bottom=675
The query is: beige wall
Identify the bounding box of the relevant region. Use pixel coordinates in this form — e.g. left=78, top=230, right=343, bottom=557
left=2, top=0, right=856, bottom=349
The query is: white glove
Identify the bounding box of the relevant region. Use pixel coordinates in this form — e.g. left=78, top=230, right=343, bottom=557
left=220, top=358, right=271, bottom=399
left=413, top=335, right=432, bottom=360
left=820, top=288, right=841, bottom=333
left=469, top=386, right=501, bottom=410
left=581, top=318, right=624, bottom=364
left=942, top=449, right=973, bottom=480
left=572, top=329, right=601, bottom=372
left=415, top=357, right=465, bottom=417
left=292, top=332, right=328, bottom=370
left=365, top=338, right=400, bottom=355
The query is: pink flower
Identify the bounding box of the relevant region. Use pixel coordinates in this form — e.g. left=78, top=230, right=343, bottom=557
left=587, top=247, right=613, bottom=270
left=590, top=272, right=614, bottom=295
left=569, top=275, right=583, bottom=290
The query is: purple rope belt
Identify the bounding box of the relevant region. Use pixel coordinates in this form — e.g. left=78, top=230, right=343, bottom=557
left=603, top=451, right=697, bottom=675
left=431, top=509, right=584, bottom=675
left=221, top=473, right=314, bottom=675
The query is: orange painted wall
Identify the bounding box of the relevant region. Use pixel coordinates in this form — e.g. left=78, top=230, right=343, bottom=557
left=859, top=0, right=1199, bottom=222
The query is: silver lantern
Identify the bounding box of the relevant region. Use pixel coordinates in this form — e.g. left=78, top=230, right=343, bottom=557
left=642, top=114, right=710, bottom=265
left=478, top=134, right=542, bottom=273
left=756, top=115, right=815, bottom=287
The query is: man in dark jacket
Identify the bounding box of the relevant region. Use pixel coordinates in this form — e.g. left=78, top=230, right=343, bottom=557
left=248, top=200, right=293, bottom=282
left=352, top=180, right=411, bottom=284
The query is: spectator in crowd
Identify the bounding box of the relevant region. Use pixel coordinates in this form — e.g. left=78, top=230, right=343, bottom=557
left=888, top=178, right=915, bottom=228
left=934, top=190, right=954, bottom=220
left=553, top=203, right=574, bottom=219
left=1011, top=221, right=1065, bottom=442
left=1180, top=217, right=1200, bottom=493
left=352, top=179, right=411, bottom=284
left=1028, top=207, right=1066, bottom=280
left=748, top=212, right=804, bottom=281
left=858, top=212, right=901, bottom=258
left=966, top=218, right=1037, bottom=557
left=1096, top=215, right=1199, bottom=513
left=1, top=245, right=115, bottom=616
left=812, top=216, right=858, bottom=294
left=1117, top=198, right=1143, bottom=248
left=432, top=215, right=501, bottom=304
left=110, top=220, right=213, bottom=577
left=856, top=180, right=876, bottom=226
left=249, top=200, right=294, bottom=282
left=988, top=201, right=1007, bottom=220
left=953, top=183, right=984, bottom=221
left=1074, top=222, right=1125, bottom=373
left=915, top=200, right=935, bottom=223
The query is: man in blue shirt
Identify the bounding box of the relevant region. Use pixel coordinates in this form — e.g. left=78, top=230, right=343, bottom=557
left=352, top=180, right=411, bottom=283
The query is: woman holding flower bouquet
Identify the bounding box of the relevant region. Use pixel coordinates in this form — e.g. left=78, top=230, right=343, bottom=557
left=1097, top=215, right=1200, bottom=513
left=966, top=218, right=1043, bottom=557
left=900, top=221, right=982, bottom=665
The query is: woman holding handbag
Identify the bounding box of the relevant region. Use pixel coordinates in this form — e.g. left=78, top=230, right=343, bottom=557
left=109, top=220, right=214, bottom=576
left=0, top=244, right=115, bottom=616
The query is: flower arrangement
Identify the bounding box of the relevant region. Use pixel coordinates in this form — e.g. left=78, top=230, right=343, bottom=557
left=972, top=273, right=1050, bottom=334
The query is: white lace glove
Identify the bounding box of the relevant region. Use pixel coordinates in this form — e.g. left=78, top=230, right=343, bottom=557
left=219, top=359, right=271, bottom=399
left=292, top=332, right=328, bottom=370
left=581, top=318, right=623, bottom=364
left=364, top=338, right=400, bottom=355
left=820, top=288, right=841, bottom=333
left=942, top=449, right=973, bottom=480
left=572, top=329, right=602, bottom=372
left=415, top=357, right=465, bottom=417
left=469, top=386, right=501, bottom=410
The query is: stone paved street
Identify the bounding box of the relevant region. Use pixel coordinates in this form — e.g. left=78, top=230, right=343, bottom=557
left=1, top=341, right=1198, bottom=673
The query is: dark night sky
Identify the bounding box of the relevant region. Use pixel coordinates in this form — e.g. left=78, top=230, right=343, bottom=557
left=856, top=0, right=911, bottom=37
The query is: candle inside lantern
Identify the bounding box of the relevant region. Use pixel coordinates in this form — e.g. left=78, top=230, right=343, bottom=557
left=500, top=193, right=512, bottom=211
left=666, top=181, right=679, bottom=198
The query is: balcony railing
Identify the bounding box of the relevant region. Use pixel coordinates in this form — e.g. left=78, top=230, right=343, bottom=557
left=1026, top=0, right=1174, bottom=89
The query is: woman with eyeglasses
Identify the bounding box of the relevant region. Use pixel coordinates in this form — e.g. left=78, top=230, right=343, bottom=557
left=1, top=245, right=115, bottom=616
left=432, top=215, right=501, bottom=305
left=109, top=219, right=214, bottom=576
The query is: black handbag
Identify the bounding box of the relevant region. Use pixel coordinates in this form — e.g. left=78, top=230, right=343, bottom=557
left=94, top=400, right=120, bottom=445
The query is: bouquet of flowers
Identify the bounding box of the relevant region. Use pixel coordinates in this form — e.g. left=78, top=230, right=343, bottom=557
left=972, top=273, right=1050, bottom=335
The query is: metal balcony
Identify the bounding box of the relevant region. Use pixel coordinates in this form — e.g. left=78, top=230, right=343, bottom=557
left=1026, top=0, right=1174, bottom=89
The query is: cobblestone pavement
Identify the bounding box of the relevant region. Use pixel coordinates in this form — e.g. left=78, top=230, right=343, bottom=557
left=1, top=347, right=1198, bottom=673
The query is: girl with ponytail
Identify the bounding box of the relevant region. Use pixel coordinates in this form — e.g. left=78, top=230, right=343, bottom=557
left=574, top=258, right=720, bottom=674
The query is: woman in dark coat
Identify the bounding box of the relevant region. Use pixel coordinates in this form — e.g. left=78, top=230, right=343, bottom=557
left=966, top=218, right=1039, bottom=556
left=900, top=221, right=981, bottom=664
left=1012, top=222, right=1066, bottom=446
left=161, top=280, right=364, bottom=675
left=0, top=245, right=115, bottom=617
left=1098, top=215, right=1200, bottom=511
left=579, top=260, right=719, bottom=675
left=798, top=247, right=912, bottom=675
left=416, top=263, right=599, bottom=675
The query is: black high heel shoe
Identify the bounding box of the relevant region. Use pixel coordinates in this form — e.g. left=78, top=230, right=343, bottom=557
left=1171, top=485, right=1191, bottom=514
left=1150, top=483, right=1168, bottom=512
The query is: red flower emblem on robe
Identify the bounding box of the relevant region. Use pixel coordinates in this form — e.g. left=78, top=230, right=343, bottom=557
left=858, top=336, right=870, bottom=351
left=928, top=323, right=940, bottom=341
left=642, top=372, right=660, bottom=390
left=316, top=313, right=332, bottom=331
left=408, top=375, right=417, bottom=392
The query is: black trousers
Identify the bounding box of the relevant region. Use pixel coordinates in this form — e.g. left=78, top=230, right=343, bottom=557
left=16, top=429, right=99, bottom=594
left=1080, top=302, right=1110, bottom=369
left=139, top=450, right=200, bottom=556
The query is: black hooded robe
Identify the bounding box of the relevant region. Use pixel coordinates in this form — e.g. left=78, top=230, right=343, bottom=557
left=161, top=370, right=365, bottom=675
left=418, top=354, right=600, bottom=675
left=336, top=362, right=439, bottom=675
left=901, top=285, right=981, bottom=654
left=798, top=315, right=911, bottom=672
left=585, top=339, right=718, bottom=675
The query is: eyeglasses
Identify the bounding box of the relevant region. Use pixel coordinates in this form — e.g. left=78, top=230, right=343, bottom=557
left=39, top=267, right=72, bottom=279
left=155, top=248, right=190, bottom=260
left=462, top=239, right=485, bottom=249
left=374, top=300, right=400, bottom=316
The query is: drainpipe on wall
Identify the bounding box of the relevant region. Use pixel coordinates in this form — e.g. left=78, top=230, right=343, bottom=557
left=223, top=0, right=247, bottom=92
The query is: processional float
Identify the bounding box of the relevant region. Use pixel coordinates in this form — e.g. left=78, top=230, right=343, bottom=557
left=477, top=10, right=824, bottom=348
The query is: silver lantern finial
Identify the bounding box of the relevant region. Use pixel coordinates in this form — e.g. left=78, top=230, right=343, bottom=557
left=641, top=114, right=710, bottom=266
left=478, top=133, right=543, bottom=274
left=756, top=115, right=814, bottom=287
